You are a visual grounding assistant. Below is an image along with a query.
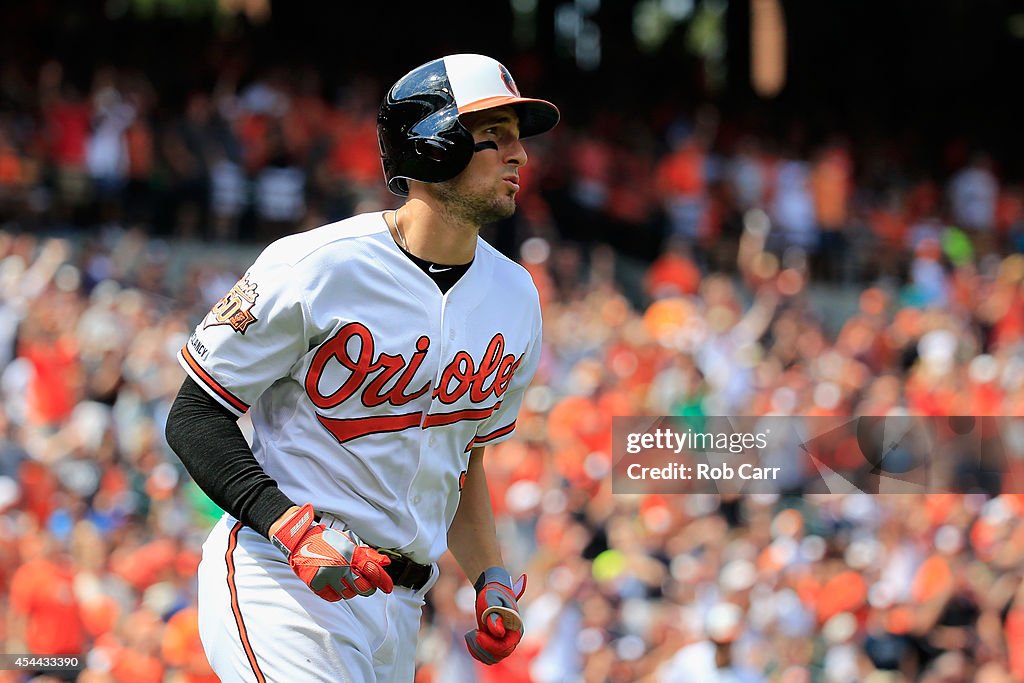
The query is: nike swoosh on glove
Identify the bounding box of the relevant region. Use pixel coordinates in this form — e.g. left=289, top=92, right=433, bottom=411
left=464, top=566, right=526, bottom=665
left=271, top=503, right=393, bottom=601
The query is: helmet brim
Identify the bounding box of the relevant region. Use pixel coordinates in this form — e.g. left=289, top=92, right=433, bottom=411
left=458, top=96, right=560, bottom=138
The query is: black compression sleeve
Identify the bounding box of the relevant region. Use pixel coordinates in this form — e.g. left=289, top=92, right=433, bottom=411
left=165, top=376, right=295, bottom=538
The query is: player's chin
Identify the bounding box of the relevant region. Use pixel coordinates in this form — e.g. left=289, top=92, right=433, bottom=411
left=497, top=199, right=517, bottom=220
left=484, top=196, right=517, bottom=222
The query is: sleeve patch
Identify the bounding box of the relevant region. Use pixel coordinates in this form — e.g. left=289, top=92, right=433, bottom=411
left=203, top=274, right=260, bottom=334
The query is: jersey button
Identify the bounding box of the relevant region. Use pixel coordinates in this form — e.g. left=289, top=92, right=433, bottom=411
left=412, top=495, right=422, bottom=504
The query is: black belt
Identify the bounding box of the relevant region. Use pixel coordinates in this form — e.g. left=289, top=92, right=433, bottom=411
left=314, top=512, right=431, bottom=591
left=374, top=548, right=432, bottom=591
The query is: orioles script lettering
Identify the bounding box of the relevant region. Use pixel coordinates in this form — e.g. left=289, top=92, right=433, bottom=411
left=304, top=322, right=523, bottom=444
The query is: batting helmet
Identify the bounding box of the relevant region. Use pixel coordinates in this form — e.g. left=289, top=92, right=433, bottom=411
left=378, top=54, right=559, bottom=197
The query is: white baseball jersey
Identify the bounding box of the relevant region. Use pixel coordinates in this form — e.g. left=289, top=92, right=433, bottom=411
left=178, top=211, right=542, bottom=564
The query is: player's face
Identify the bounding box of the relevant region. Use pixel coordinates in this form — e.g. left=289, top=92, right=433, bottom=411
left=433, top=107, right=527, bottom=225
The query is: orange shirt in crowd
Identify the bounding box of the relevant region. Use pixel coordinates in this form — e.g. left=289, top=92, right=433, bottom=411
left=646, top=252, right=701, bottom=297
left=328, top=112, right=380, bottom=186
left=0, top=148, right=21, bottom=186
left=992, top=290, right=1024, bottom=349
left=237, top=113, right=270, bottom=173
left=126, top=121, right=154, bottom=180
left=110, top=538, right=178, bottom=591
left=911, top=554, right=954, bottom=604
left=1007, top=606, right=1024, bottom=678
left=656, top=141, right=705, bottom=199
left=9, top=557, right=85, bottom=654
left=18, top=460, right=58, bottom=524
left=816, top=570, right=867, bottom=624
left=810, top=149, right=851, bottom=230
left=161, top=608, right=217, bottom=683
left=19, top=337, right=79, bottom=427
left=111, top=649, right=164, bottom=683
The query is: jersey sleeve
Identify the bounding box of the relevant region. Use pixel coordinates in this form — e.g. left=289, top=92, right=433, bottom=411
left=177, top=255, right=309, bottom=416
left=470, top=312, right=542, bottom=450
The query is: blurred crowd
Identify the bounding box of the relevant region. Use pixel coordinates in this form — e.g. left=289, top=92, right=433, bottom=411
left=0, top=59, right=1023, bottom=683
left=2, top=61, right=1024, bottom=279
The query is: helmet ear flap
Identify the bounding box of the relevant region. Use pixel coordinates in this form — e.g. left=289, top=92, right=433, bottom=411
left=378, top=59, right=476, bottom=195
left=413, top=137, right=451, bottom=162
left=403, top=123, right=474, bottom=184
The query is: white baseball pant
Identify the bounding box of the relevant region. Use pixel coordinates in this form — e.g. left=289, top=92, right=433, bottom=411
left=197, top=514, right=439, bottom=683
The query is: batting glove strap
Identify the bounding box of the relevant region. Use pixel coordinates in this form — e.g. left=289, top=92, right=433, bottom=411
left=270, top=504, right=317, bottom=558
left=474, top=566, right=513, bottom=593
left=270, top=503, right=394, bottom=601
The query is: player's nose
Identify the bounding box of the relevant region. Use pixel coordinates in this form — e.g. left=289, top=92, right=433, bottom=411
left=504, top=138, right=527, bottom=168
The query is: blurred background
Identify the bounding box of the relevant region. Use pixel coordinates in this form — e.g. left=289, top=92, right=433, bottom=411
left=1, top=0, right=1024, bottom=681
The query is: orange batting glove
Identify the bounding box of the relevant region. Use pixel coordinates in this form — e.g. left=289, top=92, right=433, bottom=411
left=271, top=503, right=393, bottom=601
left=464, top=567, right=526, bottom=665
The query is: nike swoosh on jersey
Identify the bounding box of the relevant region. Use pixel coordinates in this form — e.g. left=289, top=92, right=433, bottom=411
left=428, top=264, right=453, bottom=273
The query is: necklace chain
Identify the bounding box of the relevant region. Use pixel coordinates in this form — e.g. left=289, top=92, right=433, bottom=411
left=391, top=210, right=408, bottom=251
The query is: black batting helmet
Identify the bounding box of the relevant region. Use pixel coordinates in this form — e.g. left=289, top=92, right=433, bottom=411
left=378, top=54, right=560, bottom=197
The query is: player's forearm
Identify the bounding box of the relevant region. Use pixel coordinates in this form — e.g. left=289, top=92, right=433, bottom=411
left=165, top=377, right=296, bottom=538
left=447, top=447, right=504, bottom=582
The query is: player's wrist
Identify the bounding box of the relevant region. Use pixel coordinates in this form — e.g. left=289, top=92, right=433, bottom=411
left=268, top=505, right=303, bottom=538
left=269, top=504, right=313, bottom=556
left=474, top=566, right=513, bottom=592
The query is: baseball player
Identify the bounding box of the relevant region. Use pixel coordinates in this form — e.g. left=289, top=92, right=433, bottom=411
left=164, top=53, right=558, bottom=682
